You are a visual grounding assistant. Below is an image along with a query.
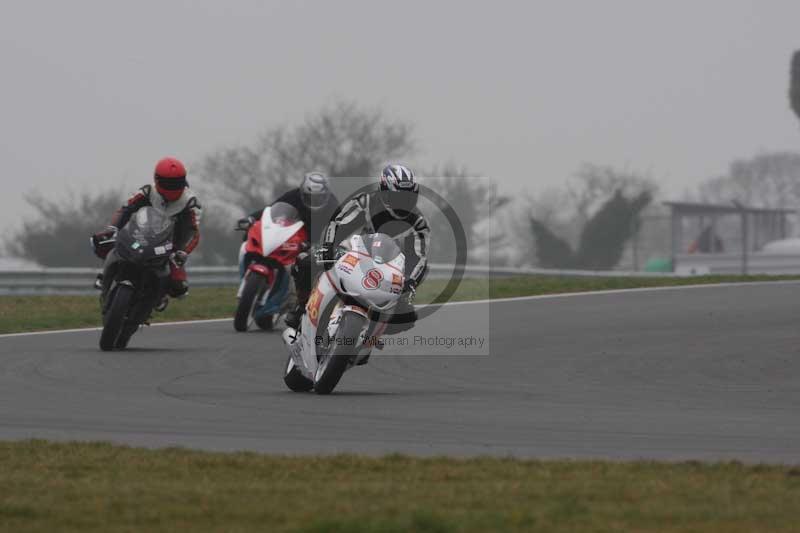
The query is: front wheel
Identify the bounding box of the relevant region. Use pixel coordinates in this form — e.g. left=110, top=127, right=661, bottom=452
left=99, top=284, right=134, bottom=351
left=234, top=274, right=267, bottom=332
left=314, top=312, right=366, bottom=395
left=115, top=324, right=138, bottom=349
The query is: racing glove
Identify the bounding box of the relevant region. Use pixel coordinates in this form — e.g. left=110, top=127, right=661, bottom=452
left=403, top=279, right=417, bottom=304
left=170, top=250, right=188, bottom=267
left=236, top=216, right=255, bottom=230
left=316, top=242, right=335, bottom=263
left=91, top=226, right=118, bottom=259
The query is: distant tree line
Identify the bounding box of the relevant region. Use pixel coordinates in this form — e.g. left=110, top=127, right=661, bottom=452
left=9, top=101, right=498, bottom=268
left=9, top=190, right=124, bottom=267
left=527, top=164, right=656, bottom=270
left=14, top=48, right=800, bottom=272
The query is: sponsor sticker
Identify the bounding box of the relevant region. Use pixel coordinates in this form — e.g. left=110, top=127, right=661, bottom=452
left=342, top=254, right=359, bottom=268
left=307, top=287, right=324, bottom=327
left=391, top=273, right=403, bottom=294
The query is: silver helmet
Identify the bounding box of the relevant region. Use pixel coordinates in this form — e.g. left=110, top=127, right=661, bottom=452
left=300, top=171, right=331, bottom=211
left=379, top=164, right=418, bottom=218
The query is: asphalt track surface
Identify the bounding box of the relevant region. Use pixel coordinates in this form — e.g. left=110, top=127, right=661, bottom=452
left=1, top=282, right=799, bottom=463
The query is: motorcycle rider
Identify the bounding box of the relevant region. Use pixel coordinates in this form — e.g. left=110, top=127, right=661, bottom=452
left=91, top=157, right=202, bottom=303
left=318, top=164, right=430, bottom=334
left=237, top=172, right=339, bottom=328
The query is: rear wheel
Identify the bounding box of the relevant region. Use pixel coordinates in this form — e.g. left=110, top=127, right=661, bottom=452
left=313, top=312, right=366, bottom=395
left=234, top=274, right=267, bottom=332
left=283, top=354, right=313, bottom=392
left=99, top=284, right=134, bottom=351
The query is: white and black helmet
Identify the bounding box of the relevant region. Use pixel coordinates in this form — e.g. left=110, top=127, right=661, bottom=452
left=379, top=164, right=419, bottom=218
left=300, top=171, right=331, bottom=211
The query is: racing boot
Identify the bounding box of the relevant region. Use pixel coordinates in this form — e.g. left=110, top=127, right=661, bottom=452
left=383, top=299, right=418, bottom=335
left=154, top=295, right=169, bottom=312
left=284, top=302, right=304, bottom=329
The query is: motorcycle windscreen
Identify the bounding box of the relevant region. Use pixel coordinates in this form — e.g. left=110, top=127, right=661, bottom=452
left=115, top=207, right=176, bottom=264
left=125, top=207, right=174, bottom=247
left=269, top=202, right=300, bottom=227
left=362, top=233, right=401, bottom=264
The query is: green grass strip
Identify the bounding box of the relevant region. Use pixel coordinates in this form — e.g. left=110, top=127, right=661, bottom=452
left=0, top=440, right=798, bottom=532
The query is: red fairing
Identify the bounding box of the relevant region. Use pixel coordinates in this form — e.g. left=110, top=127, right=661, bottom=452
left=244, top=220, right=307, bottom=266
left=268, top=226, right=308, bottom=266
left=244, top=220, right=264, bottom=256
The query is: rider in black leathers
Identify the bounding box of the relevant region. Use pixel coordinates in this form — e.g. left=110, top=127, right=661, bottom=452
left=237, top=172, right=338, bottom=327
left=316, top=164, right=430, bottom=334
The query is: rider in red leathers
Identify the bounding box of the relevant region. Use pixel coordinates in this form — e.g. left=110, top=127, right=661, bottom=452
left=92, top=157, right=202, bottom=303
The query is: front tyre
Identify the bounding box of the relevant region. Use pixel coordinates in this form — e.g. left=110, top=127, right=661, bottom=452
left=99, top=284, right=134, bottom=351
left=234, top=274, right=267, bottom=332
left=314, top=312, right=365, bottom=395
left=115, top=324, right=138, bottom=349
left=283, top=354, right=313, bottom=392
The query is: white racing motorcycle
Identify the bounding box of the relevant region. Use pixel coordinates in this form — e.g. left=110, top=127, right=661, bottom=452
left=281, top=232, right=406, bottom=394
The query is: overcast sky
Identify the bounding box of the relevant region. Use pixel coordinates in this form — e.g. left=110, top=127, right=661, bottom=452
left=2, top=0, right=800, bottom=230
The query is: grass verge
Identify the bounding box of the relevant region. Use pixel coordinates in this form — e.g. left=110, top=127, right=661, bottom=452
left=1, top=274, right=797, bottom=334
left=0, top=440, right=798, bottom=532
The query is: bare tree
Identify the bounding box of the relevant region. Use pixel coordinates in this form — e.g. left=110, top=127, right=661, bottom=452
left=188, top=101, right=417, bottom=265
left=195, top=145, right=264, bottom=213
left=10, top=189, right=123, bottom=267
left=422, top=164, right=510, bottom=264
left=530, top=188, right=652, bottom=270
left=195, top=100, right=415, bottom=213
left=697, top=152, right=800, bottom=209
left=567, top=163, right=658, bottom=225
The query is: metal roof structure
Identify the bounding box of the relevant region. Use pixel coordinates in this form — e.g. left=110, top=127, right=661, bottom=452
left=664, top=201, right=794, bottom=274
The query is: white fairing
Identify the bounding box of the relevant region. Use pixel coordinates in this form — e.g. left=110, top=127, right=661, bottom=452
left=283, top=234, right=405, bottom=382
left=331, top=235, right=405, bottom=310
left=260, top=206, right=304, bottom=257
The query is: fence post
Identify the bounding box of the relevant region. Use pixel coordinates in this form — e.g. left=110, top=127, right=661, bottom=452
left=740, top=210, right=749, bottom=275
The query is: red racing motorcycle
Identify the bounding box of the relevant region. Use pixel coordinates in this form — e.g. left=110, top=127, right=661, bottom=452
left=234, top=202, right=307, bottom=332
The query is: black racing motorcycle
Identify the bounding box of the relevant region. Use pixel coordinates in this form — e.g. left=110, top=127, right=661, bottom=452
left=96, top=207, right=175, bottom=351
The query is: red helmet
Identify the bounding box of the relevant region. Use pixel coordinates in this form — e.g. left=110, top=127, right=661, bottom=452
left=154, top=157, right=187, bottom=201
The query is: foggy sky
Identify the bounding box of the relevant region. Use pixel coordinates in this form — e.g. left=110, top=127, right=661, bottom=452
left=2, top=0, right=800, bottom=231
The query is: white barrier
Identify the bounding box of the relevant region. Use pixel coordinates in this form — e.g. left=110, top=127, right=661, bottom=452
left=674, top=253, right=800, bottom=275
left=0, top=263, right=689, bottom=295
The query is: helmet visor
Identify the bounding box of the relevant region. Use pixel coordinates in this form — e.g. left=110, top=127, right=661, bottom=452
left=155, top=177, right=188, bottom=191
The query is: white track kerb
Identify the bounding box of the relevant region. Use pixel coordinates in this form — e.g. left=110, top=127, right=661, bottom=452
left=2, top=280, right=799, bottom=339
